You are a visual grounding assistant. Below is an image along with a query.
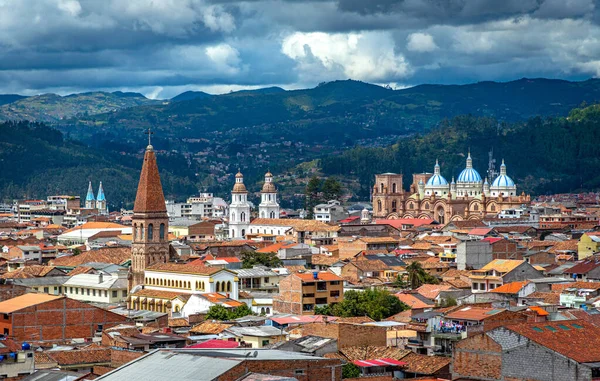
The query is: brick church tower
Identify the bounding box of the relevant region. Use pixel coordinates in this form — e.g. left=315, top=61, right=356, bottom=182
left=129, top=139, right=169, bottom=291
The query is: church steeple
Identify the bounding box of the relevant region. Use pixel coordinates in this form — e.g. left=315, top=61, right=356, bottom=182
left=96, top=182, right=107, bottom=215
left=85, top=182, right=95, bottom=209
left=129, top=141, right=169, bottom=292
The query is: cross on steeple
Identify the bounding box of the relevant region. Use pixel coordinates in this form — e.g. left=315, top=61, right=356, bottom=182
left=145, top=127, right=154, bottom=146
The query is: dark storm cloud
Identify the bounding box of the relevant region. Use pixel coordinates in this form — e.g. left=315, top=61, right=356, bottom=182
left=0, top=0, right=599, bottom=97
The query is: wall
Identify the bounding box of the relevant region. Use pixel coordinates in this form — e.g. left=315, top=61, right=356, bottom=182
left=298, top=323, right=387, bottom=349
left=453, top=332, right=502, bottom=380
left=7, top=297, right=128, bottom=342
left=273, top=275, right=302, bottom=315
left=457, top=241, right=492, bottom=270
left=219, top=358, right=342, bottom=381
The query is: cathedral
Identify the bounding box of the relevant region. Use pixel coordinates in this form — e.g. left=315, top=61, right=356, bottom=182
left=84, top=181, right=108, bottom=215
left=228, top=170, right=280, bottom=239
left=372, top=153, right=531, bottom=223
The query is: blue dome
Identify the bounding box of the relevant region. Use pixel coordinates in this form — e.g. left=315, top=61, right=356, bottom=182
left=457, top=168, right=482, bottom=183
left=426, top=174, right=448, bottom=186
left=492, top=174, right=515, bottom=187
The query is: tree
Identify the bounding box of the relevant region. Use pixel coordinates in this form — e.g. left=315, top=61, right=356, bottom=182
left=305, top=176, right=322, bottom=219
left=314, top=304, right=333, bottom=316
left=342, top=363, right=361, bottom=379
left=319, top=289, right=408, bottom=321
left=406, top=261, right=439, bottom=289
left=321, top=177, right=342, bottom=201
left=205, top=305, right=231, bottom=321
left=206, top=304, right=254, bottom=321
left=241, top=251, right=283, bottom=269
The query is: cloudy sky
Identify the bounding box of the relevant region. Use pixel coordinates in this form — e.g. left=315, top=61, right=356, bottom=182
left=1, top=0, right=599, bottom=98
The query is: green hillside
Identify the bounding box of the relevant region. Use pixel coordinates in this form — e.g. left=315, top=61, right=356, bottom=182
left=0, top=92, right=161, bottom=123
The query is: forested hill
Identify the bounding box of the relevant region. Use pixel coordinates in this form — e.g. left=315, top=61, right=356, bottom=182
left=0, top=121, right=198, bottom=207
left=62, top=78, right=600, bottom=144
left=320, top=105, right=600, bottom=198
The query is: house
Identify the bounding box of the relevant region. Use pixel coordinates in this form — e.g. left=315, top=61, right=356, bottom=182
left=395, top=292, right=435, bottom=313
left=469, top=259, right=543, bottom=293
left=578, top=232, right=600, bottom=260
left=94, top=348, right=343, bottom=381
left=270, top=335, right=338, bottom=357
left=489, top=280, right=535, bottom=299
left=0, top=338, right=34, bottom=378
left=273, top=271, right=343, bottom=315
left=235, top=267, right=280, bottom=293
left=313, top=200, right=348, bottom=223
left=338, top=236, right=399, bottom=259
left=453, top=320, right=600, bottom=381
left=186, top=221, right=220, bottom=241
left=564, top=259, right=600, bottom=281
left=62, top=272, right=129, bottom=304
left=340, top=259, right=390, bottom=281
left=559, top=282, right=600, bottom=308
left=4, top=246, right=42, bottom=263
left=456, top=240, right=492, bottom=270
left=226, top=326, right=287, bottom=348
left=248, top=218, right=339, bottom=245
left=0, top=293, right=128, bottom=342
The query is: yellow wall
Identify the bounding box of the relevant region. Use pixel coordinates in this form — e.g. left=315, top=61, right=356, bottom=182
left=578, top=234, right=600, bottom=260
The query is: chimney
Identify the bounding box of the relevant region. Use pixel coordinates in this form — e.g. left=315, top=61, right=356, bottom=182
left=98, top=273, right=104, bottom=284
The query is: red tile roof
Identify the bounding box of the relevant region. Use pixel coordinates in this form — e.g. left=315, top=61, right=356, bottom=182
left=564, top=260, right=600, bottom=275
left=444, top=306, right=505, bottom=321
left=295, top=271, right=343, bottom=282
left=133, top=147, right=167, bottom=213
left=395, top=293, right=435, bottom=310
left=490, top=281, right=530, bottom=294
left=505, top=320, right=600, bottom=363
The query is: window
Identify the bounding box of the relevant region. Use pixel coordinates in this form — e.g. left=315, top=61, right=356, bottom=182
left=76, top=288, right=79, bottom=295
left=112, top=291, right=118, bottom=298
left=377, top=200, right=382, bottom=212
left=392, top=183, right=397, bottom=193
left=264, top=277, right=269, bottom=283
left=104, top=290, right=108, bottom=297
left=159, top=223, right=165, bottom=240
left=330, top=281, right=340, bottom=285
left=122, top=290, right=127, bottom=297
left=330, top=290, right=340, bottom=298
left=87, top=289, right=90, bottom=296
left=295, top=370, right=306, bottom=376
left=2, top=314, right=8, bottom=320
left=43, top=287, right=49, bottom=293
left=303, top=304, right=314, bottom=312
left=473, top=283, right=478, bottom=290
left=3, top=328, right=8, bottom=336
left=69, top=287, right=73, bottom=294
left=93, top=289, right=96, bottom=296
left=97, top=324, right=103, bottom=332
left=148, top=224, right=154, bottom=241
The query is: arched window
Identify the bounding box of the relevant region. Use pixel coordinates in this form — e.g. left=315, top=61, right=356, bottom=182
left=241, top=229, right=245, bottom=237
left=424, top=202, right=429, bottom=209
left=409, top=203, right=414, bottom=210
left=377, top=200, right=382, bottom=212
left=380, top=183, right=384, bottom=193
left=227, top=281, right=232, bottom=292
left=231, top=212, right=235, bottom=222
left=392, top=183, right=397, bottom=193
left=391, top=200, right=397, bottom=212
left=160, top=223, right=165, bottom=240
left=240, top=212, right=246, bottom=222
left=474, top=204, right=479, bottom=211
left=216, top=282, right=220, bottom=292
left=141, top=224, right=145, bottom=240
left=148, top=224, right=153, bottom=241
left=133, top=224, right=137, bottom=241
left=491, top=204, right=496, bottom=212
left=261, top=307, right=265, bottom=314
left=266, top=307, right=270, bottom=314
left=270, top=211, right=275, bottom=218
left=175, top=305, right=180, bottom=313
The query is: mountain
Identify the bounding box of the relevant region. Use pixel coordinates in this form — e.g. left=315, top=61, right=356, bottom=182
left=0, top=94, right=27, bottom=107
left=0, top=91, right=161, bottom=123
left=171, top=90, right=212, bottom=102
left=61, top=78, right=600, bottom=146
left=227, top=87, right=286, bottom=96
left=0, top=121, right=198, bottom=207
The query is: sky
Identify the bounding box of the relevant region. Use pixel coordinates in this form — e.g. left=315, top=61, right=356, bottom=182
left=1, top=0, right=600, bottom=98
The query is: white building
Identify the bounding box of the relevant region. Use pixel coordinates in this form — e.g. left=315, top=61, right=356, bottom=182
left=57, top=222, right=131, bottom=246
left=63, top=272, right=129, bottom=304
left=313, top=200, right=347, bottom=223
left=259, top=171, right=280, bottom=219
left=489, top=160, right=517, bottom=197
left=229, top=171, right=250, bottom=239
left=166, top=193, right=216, bottom=219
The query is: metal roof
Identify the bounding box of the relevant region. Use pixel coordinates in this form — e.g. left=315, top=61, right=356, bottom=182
left=234, top=268, right=278, bottom=278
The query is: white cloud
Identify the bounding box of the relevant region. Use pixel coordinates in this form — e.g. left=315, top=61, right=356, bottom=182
left=205, top=43, right=242, bottom=75
left=281, top=31, right=411, bottom=83
left=406, top=32, right=438, bottom=52
left=57, top=0, right=82, bottom=17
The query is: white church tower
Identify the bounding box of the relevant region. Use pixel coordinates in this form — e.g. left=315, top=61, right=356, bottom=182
left=229, top=170, right=250, bottom=239
left=259, top=171, right=280, bottom=219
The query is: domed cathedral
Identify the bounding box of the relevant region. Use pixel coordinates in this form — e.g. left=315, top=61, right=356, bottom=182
left=372, top=154, right=531, bottom=224
left=229, top=170, right=250, bottom=239
left=259, top=171, right=280, bottom=219
left=130, top=140, right=170, bottom=291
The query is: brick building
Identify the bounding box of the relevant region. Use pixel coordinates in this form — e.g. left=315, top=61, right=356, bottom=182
left=0, top=293, right=128, bottom=342
left=453, top=320, right=600, bottom=381
left=273, top=271, right=343, bottom=315
left=296, top=322, right=387, bottom=348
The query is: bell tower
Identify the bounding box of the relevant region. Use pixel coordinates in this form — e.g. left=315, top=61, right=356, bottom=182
left=129, top=130, right=169, bottom=291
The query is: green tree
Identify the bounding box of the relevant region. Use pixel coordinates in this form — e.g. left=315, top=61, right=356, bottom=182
left=229, top=304, right=253, bottom=319
left=314, top=304, right=333, bottom=316
left=325, top=289, right=407, bottom=321
left=406, top=261, right=439, bottom=289
left=205, top=305, right=231, bottom=321
left=240, top=251, right=283, bottom=269
left=342, top=363, right=361, bottom=379
left=305, top=175, right=322, bottom=219
left=321, top=177, right=343, bottom=201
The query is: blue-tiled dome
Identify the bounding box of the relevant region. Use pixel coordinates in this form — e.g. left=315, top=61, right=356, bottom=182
left=492, top=175, right=515, bottom=187
left=426, top=174, right=448, bottom=186
left=457, top=168, right=482, bottom=183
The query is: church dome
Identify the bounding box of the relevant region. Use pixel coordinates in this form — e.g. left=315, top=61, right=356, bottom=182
left=262, top=182, right=276, bottom=193
left=492, top=160, right=515, bottom=187
left=457, top=152, right=482, bottom=183
left=235, top=171, right=244, bottom=178
left=426, top=174, right=448, bottom=186
left=232, top=183, right=248, bottom=193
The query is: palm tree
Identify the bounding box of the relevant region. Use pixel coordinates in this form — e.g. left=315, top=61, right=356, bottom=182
left=406, top=261, right=428, bottom=289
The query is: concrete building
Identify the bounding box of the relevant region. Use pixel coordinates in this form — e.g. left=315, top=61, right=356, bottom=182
left=273, top=271, right=343, bottom=315
left=469, top=259, right=543, bottom=293
left=313, top=200, right=347, bottom=223
left=63, top=272, right=129, bottom=304
left=456, top=240, right=493, bottom=270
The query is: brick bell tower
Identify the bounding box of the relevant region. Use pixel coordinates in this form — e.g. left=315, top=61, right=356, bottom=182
left=129, top=130, right=169, bottom=291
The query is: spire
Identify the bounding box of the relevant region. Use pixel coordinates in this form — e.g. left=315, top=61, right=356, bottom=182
left=133, top=144, right=167, bottom=213
left=97, top=181, right=106, bottom=202
left=466, top=151, right=473, bottom=169
left=145, top=127, right=154, bottom=151
left=500, top=159, right=507, bottom=175
left=434, top=159, right=440, bottom=175
left=86, top=182, right=95, bottom=202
